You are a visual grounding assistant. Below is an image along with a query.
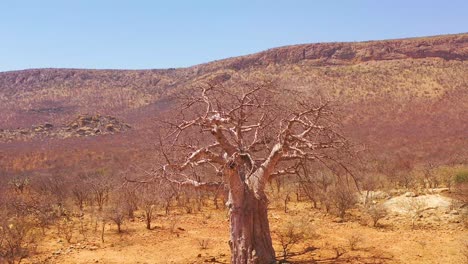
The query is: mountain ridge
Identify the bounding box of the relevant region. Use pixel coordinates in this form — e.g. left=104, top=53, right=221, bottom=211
left=0, top=33, right=467, bottom=171
left=1, top=32, right=466, bottom=74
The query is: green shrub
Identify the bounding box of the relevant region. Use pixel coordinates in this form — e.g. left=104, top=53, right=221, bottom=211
left=454, top=170, right=468, bottom=184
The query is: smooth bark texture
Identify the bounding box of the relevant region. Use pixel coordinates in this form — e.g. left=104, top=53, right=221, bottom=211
left=229, top=187, right=276, bottom=264
left=158, top=84, right=351, bottom=263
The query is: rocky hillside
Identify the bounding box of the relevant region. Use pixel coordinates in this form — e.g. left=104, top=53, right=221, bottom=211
left=0, top=33, right=467, bottom=171
left=0, top=33, right=466, bottom=128
left=0, top=114, right=131, bottom=142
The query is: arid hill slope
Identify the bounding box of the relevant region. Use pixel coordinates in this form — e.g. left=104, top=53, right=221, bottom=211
left=0, top=33, right=467, bottom=171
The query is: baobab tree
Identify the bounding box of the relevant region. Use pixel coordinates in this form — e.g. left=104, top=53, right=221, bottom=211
left=155, top=81, right=353, bottom=263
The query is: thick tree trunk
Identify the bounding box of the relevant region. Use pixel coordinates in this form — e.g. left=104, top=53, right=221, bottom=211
left=229, top=188, right=276, bottom=264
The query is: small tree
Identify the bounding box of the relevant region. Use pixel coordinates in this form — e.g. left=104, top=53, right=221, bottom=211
left=106, top=204, right=126, bottom=233
left=330, top=182, right=357, bottom=219
left=138, top=185, right=161, bottom=230
left=56, top=217, right=75, bottom=243
left=121, top=186, right=139, bottom=220
left=297, top=167, right=334, bottom=210
left=71, top=182, right=90, bottom=211
left=87, top=169, right=112, bottom=211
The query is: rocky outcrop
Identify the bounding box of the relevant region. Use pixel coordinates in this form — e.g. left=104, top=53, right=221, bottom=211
left=0, top=114, right=131, bottom=142
left=66, top=114, right=131, bottom=136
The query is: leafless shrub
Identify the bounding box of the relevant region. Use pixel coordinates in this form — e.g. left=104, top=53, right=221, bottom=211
left=121, top=186, right=139, bottom=220
left=330, top=183, right=357, bottom=219
left=296, top=168, right=334, bottom=210
left=212, top=186, right=227, bottom=210
left=402, top=198, right=427, bottom=230
left=366, top=204, right=388, bottom=227
left=452, top=175, right=468, bottom=205
left=269, top=183, right=293, bottom=213
left=8, top=176, right=30, bottom=194
left=276, top=219, right=316, bottom=261
left=78, top=215, right=90, bottom=241
left=71, top=182, right=89, bottom=211
left=160, top=183, right=176, bottom=215
left=197, top=238, right=211, bottom=250
left=86, top=169, right=113, bottom=211
left=168, top=215, right=180, bottom=234
left=56, top=217, right=75, bottom=243
left=281, top=186, right=293, bottom=213
left=138, top=185, right=160, bottom=230
left=106, top=205, right=126, bottom=233
left=0, top=216, right=38, bottom=264
left=347, top=233, right=364, bottom=251
left=32, top=173, right=70, bottom=211
left=31, top=194, right=58, bottom=234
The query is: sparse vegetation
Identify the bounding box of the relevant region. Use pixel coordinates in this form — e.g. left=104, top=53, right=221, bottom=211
left=347, top=233, right=364, bottom=251
left=366, top=204, right=388, bottom=227
left=0, top=216, right=38, bottom=264
left=197, top=238, right=211, bottom=250
left=0, top=33, right=466, bottom=263
left=330, top=183, right=357, bottom=220
left=276, top=219, right=317, bottom=261
left=56, top=217, right=75, bottom=243
left=403, top=198, right=428, bottom=230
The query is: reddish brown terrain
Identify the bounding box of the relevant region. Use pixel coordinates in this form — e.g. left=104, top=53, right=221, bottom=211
left=1, top=34, right=467, bottom=163
left=0, top=34, right=467, bottom=264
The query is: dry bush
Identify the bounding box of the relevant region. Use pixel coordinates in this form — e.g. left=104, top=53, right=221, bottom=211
left=168, top=215, right=180, bottom=234
left=56, top=217, right=75, bottom=243
left=7, top=176, right=30, bottom=194
left=3, top=190, right=60, bottom=235
left=160, top=183, right=176, bottom=215
left=0, top=216, right=38, bottom=264
left=138, top=185, right=161, bottom=230
left=106, top=205, right=126, bottom=233
left=31, top=194, right=59, bottom=235
left=197, top=238, right=211, bottom=250
left=276, top=218, right=317, bottom=261
left=268, top=183, right=293, bottom=213
left=78, top=215, right=90, bottom=241
left=86, top=169, right=113, bottom=211
left=347, top=233, right=364, bottom=251
left=71, top=181, right=90, bottom=211
left=100, top=217, right=106, bottom=243
left=330, top=183, right=357, bottom=219
left=366, top=204, right=388, bottom=227
left=176, top=189, right=201, bottom=214
left=402, top=198, right=428, bottom=230
left=296, top=168, right=334, bottom=211
left=452, top=170, right=468, bottom=204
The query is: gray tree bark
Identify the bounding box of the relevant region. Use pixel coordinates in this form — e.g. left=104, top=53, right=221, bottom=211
left=229, top=186, right=276, bottom=264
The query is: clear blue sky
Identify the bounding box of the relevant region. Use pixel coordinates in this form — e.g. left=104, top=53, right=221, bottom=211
left=1, top=0, right=466, bottom=72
